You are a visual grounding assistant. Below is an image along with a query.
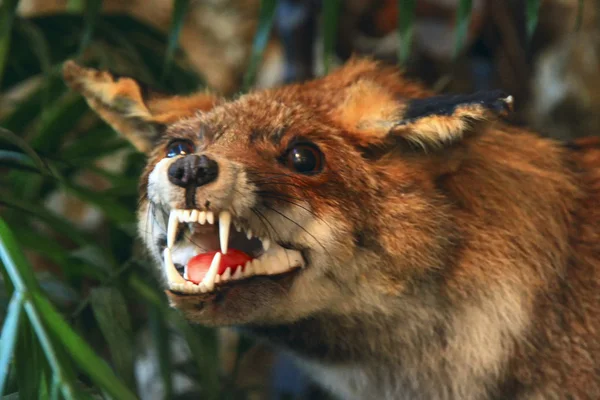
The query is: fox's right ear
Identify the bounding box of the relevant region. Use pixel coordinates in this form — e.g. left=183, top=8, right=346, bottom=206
left=62, top=61, right=219, bottom=153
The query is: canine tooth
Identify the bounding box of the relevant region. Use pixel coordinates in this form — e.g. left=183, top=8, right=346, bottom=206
left=232, top=266, right=243, bottom=280
left=222, top=267, right=232, bottom=281
left=219, top=211, right=231, bottom=254
left=183, top=265, right=188, bottom=280
left=167, top=211, right=179, bottom=248
left=206, top=211, right=215, bottom=224
left=164, top=248, right=186, bottom=285
left=246, top=229, right=253, bottom=240
left=262, top=238, right=270, bottom=251
left=198, top=211, right=206, bottom=224
left=201, top=252, right=221, bottom=291
left=190, top=210, right=199, bottom=222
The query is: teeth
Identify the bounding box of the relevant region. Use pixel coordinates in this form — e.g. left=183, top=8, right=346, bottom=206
left=167, top=211, right=179, bottom=248
left=232, top=266, right=243, bottom=280
left=201, top=252, right=221, bottom=291
left=206, top=211, right=214, bottom=224
left=198, top=282, right=208, bottom=293
left=262, top=238, right=270, bottom=251
left=246, top=229, right=253, bottom=240
left=190, top=210, right=199, bottom=223
left=219, top=211, right=232, bottom=254
left=181, top=210, right=191, bottom=222
left=221, top=267, right=232, bottom=281
left=164, top=248, right=186, bottom=285
left=198, top=211, right=206, bottom=224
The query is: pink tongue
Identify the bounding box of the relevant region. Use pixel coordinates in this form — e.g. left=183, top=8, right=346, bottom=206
left=186, top=250, right=253, bottom=284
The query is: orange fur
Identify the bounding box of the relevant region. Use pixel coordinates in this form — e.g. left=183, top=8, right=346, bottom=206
left=64, top=58, right=600, bottom=399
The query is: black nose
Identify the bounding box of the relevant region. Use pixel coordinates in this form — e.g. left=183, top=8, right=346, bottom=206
left=168, top=155, right=218, bottom=188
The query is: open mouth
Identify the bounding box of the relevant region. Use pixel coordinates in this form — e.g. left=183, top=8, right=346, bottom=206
left=163, top=209, right=305, bottom=294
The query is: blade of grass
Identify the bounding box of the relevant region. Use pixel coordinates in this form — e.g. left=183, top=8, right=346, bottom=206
left=23, top=301, right=77, bottom=400
left=15, top=19, right=53, bottom=106
left=453, top=0, right=472, bottom=59
left=0, top=292, right=23, bottom=396
left=89, top=287, right=136, bottom=390
left=162, top=0, right=189, bottom=81
left=77, top=0, right=103, bottom=56
left=31, top=292, right=138, bottom=400
left=526, top=0, right=541, bottom=42
left=321, top=0, right=341, bottom=75
left=0, top=128, right=52, bottom=176
left=0, top=0, right=19, bottom=87
left=575, top=0, right=584, bottom=31
left=14, top=320, right=44, bottom=400
left=397, top=0, right=417, bottom=65
left=0, top=193, right=103, bottom=250
left=149, top=307, right=173, bottom=399
left=0, top=218, right=77, bottom=399
left=129, top=275, right=221, bottom=399
left=243, top=0, right=278, bottom=91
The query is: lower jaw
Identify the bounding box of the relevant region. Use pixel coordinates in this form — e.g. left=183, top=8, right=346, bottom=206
left=166, top=267, right=302, bottom=300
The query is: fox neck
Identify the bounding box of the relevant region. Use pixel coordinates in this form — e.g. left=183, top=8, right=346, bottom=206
left=240, top=132, right=580, bottom=399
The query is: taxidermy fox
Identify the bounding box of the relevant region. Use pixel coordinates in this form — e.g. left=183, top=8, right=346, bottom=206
left=63, top=58, right=600, bottom=399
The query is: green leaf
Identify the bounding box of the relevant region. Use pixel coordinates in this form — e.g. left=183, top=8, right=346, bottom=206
left=243, top=0, right=278, bottom=91
left=0, top=293, right=23, bottom=396
left=15, top=20, right=53, bottom=105
left=149, top=308, right=173, bottom=399
left=321, top=0, right=341, bottom=75
left=0, top=0, right=19, bottom=87
left=0, top=217, right=39, bottom=291
left=14, top=319, right=44, bottom=400
left=31, top=94, right=89, bottom=154
left=575, top=0, right=584, bottom=31
left=31, top=292, right=138, bottom=400
left=60, top=182, right=137, bottom=226
left=0, top=128, right=52, bottom=177
left=454, top=0, right=473, bottom=59
left=89, top=287, right=136, bottom=390
left=526, top=0, right=541, bottom=41
left=397, top=0, right=417, bottom=65
left=23, top=300, right=77, bottom=400
left=0, top=193, right=104, bottom=252
left=162, top=0, right=190, bottom=81
left=78, top=0, right=103, bottom=55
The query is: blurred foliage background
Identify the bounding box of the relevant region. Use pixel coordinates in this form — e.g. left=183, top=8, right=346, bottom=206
left=0, top=0, right=597, bottom=399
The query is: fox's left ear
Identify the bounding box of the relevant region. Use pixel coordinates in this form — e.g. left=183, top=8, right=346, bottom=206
left=62, top=61, right=219, bottom=153
left=334, top=80, right=513, bottom=149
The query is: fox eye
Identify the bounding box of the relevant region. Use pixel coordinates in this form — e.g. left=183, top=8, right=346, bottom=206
left=284, top=143, right=324, bottom=175
left=166, top=140, right=195, bottom=158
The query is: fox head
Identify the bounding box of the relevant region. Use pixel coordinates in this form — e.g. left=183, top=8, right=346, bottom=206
left=63, top=59, right=512, bottom=327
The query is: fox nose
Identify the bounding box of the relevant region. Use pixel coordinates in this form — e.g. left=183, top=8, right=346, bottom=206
left=168, top=154, right=218, bottom=188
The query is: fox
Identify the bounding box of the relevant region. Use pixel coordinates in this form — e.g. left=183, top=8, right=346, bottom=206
left=62, top=58, right=600, bottom=400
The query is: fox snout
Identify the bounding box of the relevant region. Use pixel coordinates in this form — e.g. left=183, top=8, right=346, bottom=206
left=167, top=154, right=219, bottom=189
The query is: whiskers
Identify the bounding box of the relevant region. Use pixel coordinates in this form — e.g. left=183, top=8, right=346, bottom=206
left=246, top=171, right=333, bottom=258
